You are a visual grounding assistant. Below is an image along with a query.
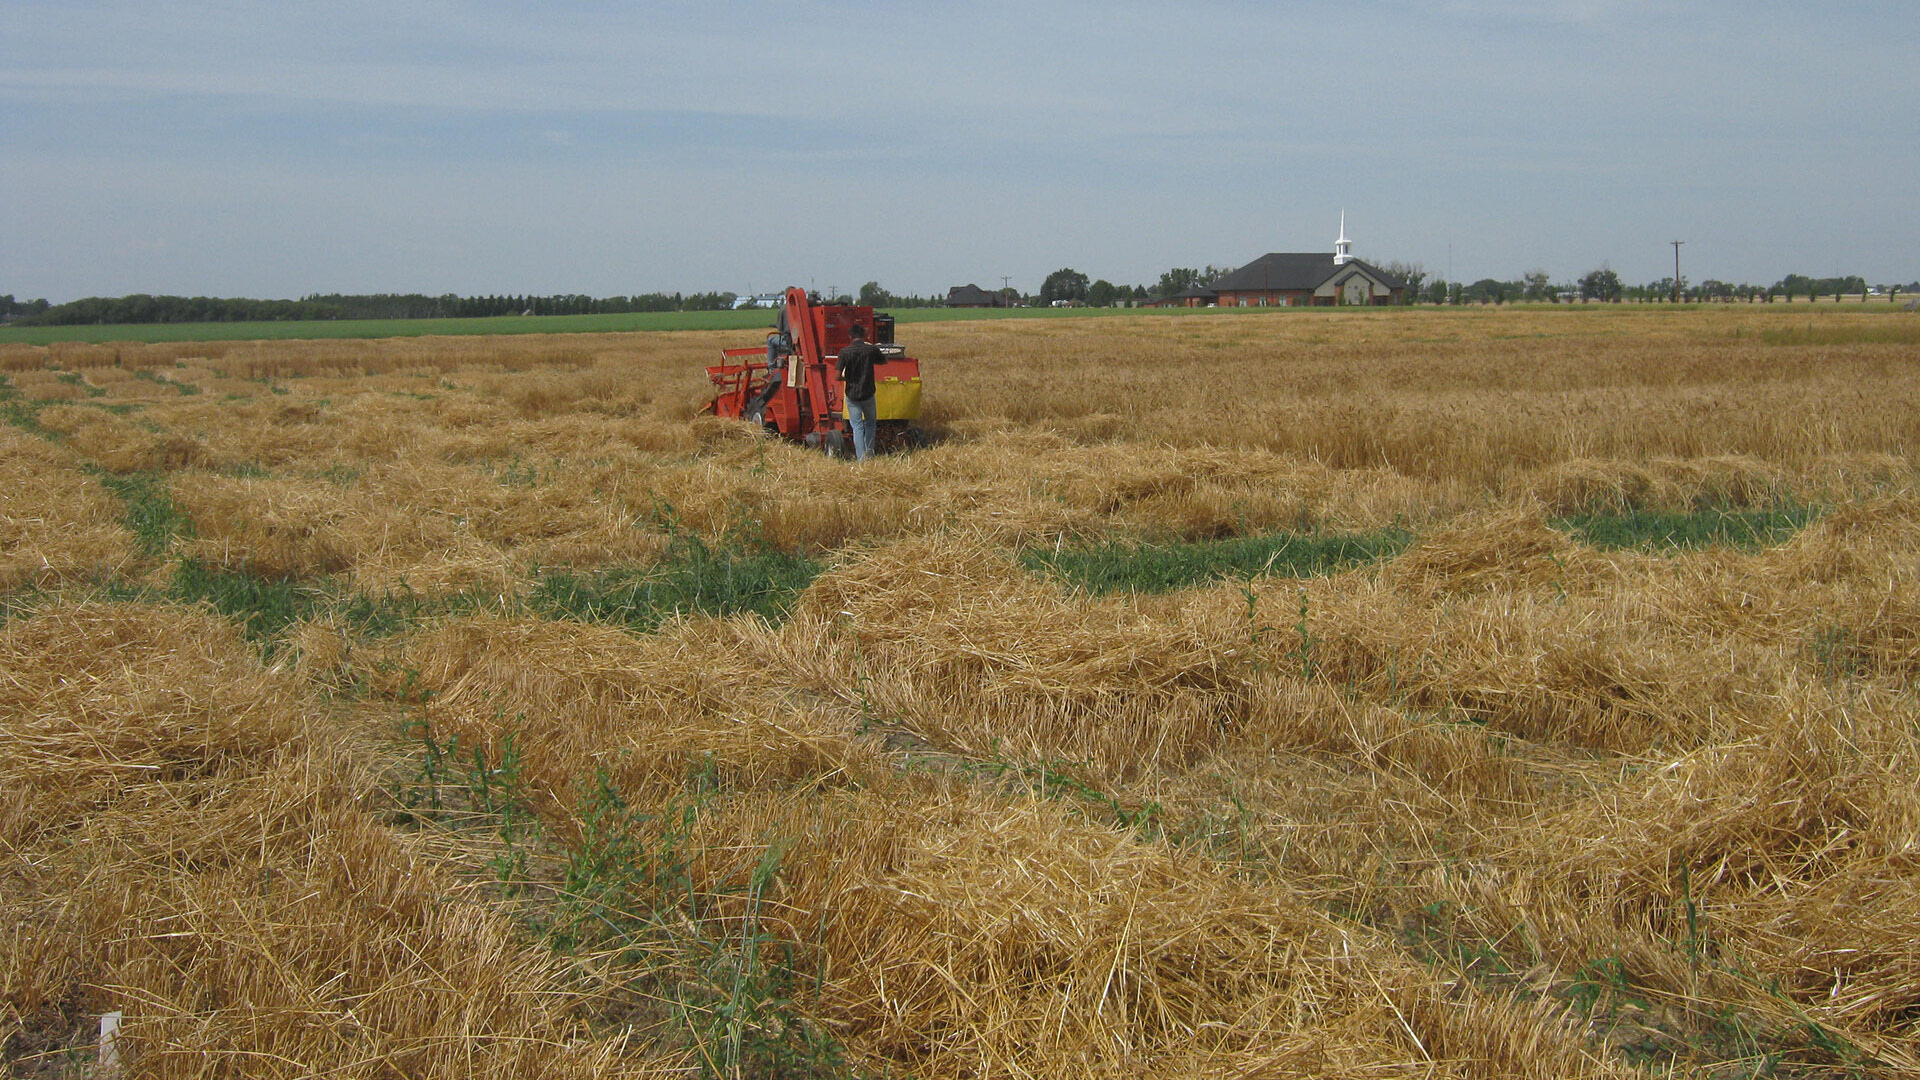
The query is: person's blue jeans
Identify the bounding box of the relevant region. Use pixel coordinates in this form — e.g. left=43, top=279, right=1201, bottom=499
left=846, top=395, right=877, bottom=461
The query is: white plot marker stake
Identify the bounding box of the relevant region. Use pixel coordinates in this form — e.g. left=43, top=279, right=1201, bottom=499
left=99, top=1011, right=123, bottom=1074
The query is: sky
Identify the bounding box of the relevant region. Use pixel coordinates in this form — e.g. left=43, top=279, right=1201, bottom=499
left=4, top=1, right=1916, bottom=303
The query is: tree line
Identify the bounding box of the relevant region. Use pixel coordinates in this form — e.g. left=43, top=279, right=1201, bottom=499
left=1017, top=266, right=1919, bottom=308
left=7, top=270, right=1917, bottom=328
left=1402, top=270, right=1915, bottom=306
left=1367, top=267, right=1920, bottom=306
left=0, top=291, right=750, bottom=327
left=962, top=267, right=1229, bottom=307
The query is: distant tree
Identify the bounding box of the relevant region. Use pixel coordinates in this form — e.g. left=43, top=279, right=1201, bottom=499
left=1521, top=269, right=1553, bottom=302
left=1086, top=279, right=1119, bottom=307
left=1464, top=278, right=1512, bottom=304
left=1154, top=268, right=1199, bottom=298
left=1040, top=268, right=1090, bottom=305
left=1577, top=267, right=1622, bottom=303
left=1153, top=266, right=1228, bottom=300
left=1380, top=261, right=1426, bottom=305
left=858, top=281, right=896, bottom=307
left=1776, top=274, right=1817, bottom=303
left=1422, top=277, right=1450, bottom=305
left=682, top=291, right=738, bottom=311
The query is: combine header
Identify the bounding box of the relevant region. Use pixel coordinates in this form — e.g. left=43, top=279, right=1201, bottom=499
left=704, top=286, right=923, bottom=454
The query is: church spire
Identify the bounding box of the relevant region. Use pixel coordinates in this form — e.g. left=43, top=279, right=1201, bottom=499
left=1333, top=210, right=1353, bottom=266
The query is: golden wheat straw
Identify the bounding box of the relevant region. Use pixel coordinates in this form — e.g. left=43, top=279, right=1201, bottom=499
left=5, top=306, right=1919, bottom=1075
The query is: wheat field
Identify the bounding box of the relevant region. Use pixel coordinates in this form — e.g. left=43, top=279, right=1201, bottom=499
left=4, top=304, right=1919, bottom=1078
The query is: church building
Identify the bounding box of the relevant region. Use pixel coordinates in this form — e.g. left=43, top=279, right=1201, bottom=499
left=1165, top=216, right=1407, bottom=307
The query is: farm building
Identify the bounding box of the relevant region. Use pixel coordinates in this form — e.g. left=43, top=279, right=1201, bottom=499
left=1159, top=286, right=1220, bottom=308
left=1158, top=217, right=1407, bottom=307
left=946, top=284, right=1015, bottom=308
left=731, top=293, right=786, bottom=310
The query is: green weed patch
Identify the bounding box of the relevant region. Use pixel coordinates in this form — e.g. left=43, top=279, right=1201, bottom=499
left=385, top=727, right=850, bottom=1079
left=91, top=469, right=192, bottom=557
left=1023, top=528, right=1412, bottom=595
left=168, top=558, right=315, bottom=643
left=1, top=378, right=54, bottom=438
left=1556, top=504, right=1818, bottom=551
left=531, top=526, right=822, bottom=630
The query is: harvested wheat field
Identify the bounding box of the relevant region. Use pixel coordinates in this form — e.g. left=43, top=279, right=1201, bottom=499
left=4, top=303, right=1920, bottom=1078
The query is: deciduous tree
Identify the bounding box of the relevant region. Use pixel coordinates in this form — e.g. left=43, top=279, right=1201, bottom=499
left=1040, top=268, right=1090, bottom=305
left=1383, top=261, right=1427, bottom=305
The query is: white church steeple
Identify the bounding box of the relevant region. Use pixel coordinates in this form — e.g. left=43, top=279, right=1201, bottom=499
left=1333, top=210, right=1353, bottom=266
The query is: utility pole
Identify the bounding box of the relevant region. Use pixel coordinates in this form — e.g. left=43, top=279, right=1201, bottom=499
left=1671, top=240, right=1684, bottom=304
left=1001, top=276, right=1012, bottom=308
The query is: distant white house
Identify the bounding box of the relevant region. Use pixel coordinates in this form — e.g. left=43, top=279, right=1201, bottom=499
left=731, top=293, right=785, bottom=310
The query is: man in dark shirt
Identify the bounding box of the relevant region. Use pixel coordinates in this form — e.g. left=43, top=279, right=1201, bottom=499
left=835, top=323, right=881, bottom=461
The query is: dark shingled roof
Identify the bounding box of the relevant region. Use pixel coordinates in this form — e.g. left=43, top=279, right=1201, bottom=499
left=946, top=283, right=1001, bottom=306
left=1212, top=254, right=1406, bottom=292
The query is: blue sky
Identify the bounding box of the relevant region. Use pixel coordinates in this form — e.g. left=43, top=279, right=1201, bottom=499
left=4, top=1, right=1915, bottom=301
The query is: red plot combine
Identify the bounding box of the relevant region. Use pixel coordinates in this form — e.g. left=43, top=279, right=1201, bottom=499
left=704, top=286, right=923, bottom=454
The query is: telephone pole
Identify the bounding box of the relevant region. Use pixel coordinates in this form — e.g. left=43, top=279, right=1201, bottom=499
left=1671, top=240, right=1684, bottom=304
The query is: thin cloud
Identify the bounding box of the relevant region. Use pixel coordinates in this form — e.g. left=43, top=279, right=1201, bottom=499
left=4, top=2, right=1915, bottom=299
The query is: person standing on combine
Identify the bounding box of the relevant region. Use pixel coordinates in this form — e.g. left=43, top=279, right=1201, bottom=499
left=746, top=326, right=791, bottom=416
left=835, top=322, right=881, bottom=462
